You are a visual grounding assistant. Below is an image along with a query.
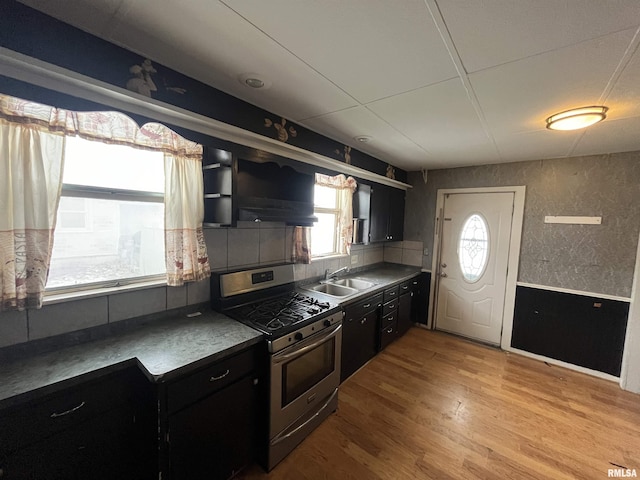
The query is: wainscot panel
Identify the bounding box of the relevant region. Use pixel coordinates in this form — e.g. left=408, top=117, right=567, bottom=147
left=511, top=286, right=629, bottom=376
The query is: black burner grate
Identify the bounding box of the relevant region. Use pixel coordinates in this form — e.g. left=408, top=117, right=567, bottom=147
left=234, top=292, right=331, bottom=331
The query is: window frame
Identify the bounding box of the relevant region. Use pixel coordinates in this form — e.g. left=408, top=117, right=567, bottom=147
left=45, top=141, right=167, bottom=295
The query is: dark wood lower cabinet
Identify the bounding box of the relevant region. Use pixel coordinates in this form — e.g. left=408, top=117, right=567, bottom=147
left=160, top=345, right=263, bottom=480
left=168, top=374, right=257, bottom=480
left=341, top=294, right=382, bottom=383
left=397, top=290, right=413, bottom=337
left=0, top=367, right=155, bottom=480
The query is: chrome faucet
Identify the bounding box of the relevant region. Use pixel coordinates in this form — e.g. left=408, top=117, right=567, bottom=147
left=324, top=266, right=349, bottom=281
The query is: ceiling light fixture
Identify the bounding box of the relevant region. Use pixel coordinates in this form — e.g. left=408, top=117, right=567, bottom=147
left=545, top=106, right=608, bottom=131
left=238, top=73, right=272, bottom=90
left=354, top=135, right=372, bottom=143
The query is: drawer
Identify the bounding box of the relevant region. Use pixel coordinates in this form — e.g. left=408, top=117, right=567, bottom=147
left=379, top=320, right=397, bottom=351
left=380, top=311, right=396, bottom=330
left=0, top=367, right=141, bottom=453
left=400, top=277, right=420, bottom=294
left=344, top=293, right=382, bottom=322
left=383, top=286, right=399, bottom=302
left=382, top=299, right=397, bottom=317
left=167, top=347, right=256, bottom=414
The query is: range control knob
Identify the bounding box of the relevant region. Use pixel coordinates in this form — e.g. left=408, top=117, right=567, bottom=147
left=323, top=319, right=332, bottom=327
left=294, top=332, right=303, bottom=341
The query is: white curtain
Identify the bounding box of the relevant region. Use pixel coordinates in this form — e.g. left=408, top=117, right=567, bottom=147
left=315, top=173, right=357, bottom=255
left=291, top=226, right=312, bottom=264
left=0, top=94, right=210, bottom=306
left=0, top=118, right=65, bottom=310
left=164, top=150, right=210, bottom=285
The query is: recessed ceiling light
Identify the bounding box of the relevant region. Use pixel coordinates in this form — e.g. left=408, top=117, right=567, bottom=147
left=546, top=106, right=608, bottom=131
left=354, top=135, right=372, bottom=143
left=238, top=73, right=272, bottom=90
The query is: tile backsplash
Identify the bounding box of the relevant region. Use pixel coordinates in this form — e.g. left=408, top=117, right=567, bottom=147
left=0, top=220, right=419, bottom=349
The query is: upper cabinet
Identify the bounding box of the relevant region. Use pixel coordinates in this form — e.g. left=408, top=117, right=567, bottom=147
left=203, top=147, right=235, bottom=227
left=202, top=145, right=316, bottom=227
left=368, top=184, right=405, bottom=243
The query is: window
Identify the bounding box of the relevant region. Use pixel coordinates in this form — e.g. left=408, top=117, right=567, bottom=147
left=458, top=213, right=490, bottom=283
left=309, top=174, right=357, bottom=259
left=311, top=184, right=340, bottom=257
left=46, top=136, right=166, bottom=290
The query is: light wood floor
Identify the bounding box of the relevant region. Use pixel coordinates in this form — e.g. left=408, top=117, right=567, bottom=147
left=239, top=328, right=640, bottom=479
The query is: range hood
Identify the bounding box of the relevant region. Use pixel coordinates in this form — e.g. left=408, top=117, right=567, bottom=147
left=237, top=198, right=317, bottom=226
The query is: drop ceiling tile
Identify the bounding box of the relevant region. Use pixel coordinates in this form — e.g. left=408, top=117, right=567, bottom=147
left=18, top=0, right=124, bottom=36
left=573, top=116, right=640, bottom=156
left=469, top=29, right=637, bottom=137
left=493, top=129, right=581, bottom=162
left=300, top=106, right=432, bottom=170
left=221, top=0, right=458, bottom=103
left=438, top=0, right=640, bottom=73
left=103, top=0, right=359, bottom=121
left=603, top=49, right=640, bottom=120
left=367, top=77, right=500, bottom=161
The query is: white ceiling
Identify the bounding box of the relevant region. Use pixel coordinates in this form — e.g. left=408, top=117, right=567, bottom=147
left=18, top=0, right=640, bottom=171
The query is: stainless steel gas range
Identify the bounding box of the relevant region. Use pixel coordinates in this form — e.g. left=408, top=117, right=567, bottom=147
left=212, top=264, right=342, bottom=471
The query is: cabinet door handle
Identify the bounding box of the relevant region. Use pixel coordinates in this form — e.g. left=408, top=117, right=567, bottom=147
left=210, top=369, right=230, bottom=382
left=412, top=281, right=418, bottom=285
left=50, top=401, right=85, bottom=418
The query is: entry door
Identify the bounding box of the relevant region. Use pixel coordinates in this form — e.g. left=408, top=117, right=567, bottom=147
left=435, top=192, right=514, bottom=345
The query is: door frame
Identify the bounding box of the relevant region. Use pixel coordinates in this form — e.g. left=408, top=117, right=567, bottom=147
left=427, top=186, right=526, bottom=350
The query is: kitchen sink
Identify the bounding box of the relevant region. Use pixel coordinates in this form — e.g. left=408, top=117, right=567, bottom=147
left=329, top=278, right=376, bottom=290
left=305, top=283, right=358, bottom=297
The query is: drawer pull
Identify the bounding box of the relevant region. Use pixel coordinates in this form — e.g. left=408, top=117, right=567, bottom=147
left=210, top=369, right=230, bottom=382
left=386, top=327, right=393, bottom=334
left=386, top=316, right=394, bottom=322
left=402, top=285, right=409, bottom=290
left=388, top=303, right=395, bottom=309
left=363, top=303, right=371, bottom=308
left=412, top=281, right=418, bottom=285
left=361, top=317, right=367, bottom=324
left=50, top=401, right=85, bottom=418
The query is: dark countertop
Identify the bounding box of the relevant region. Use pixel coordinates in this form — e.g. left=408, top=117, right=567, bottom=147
left=301, top=263, right=422, bottom=306
left=0, top=310, right=262, bottom=409
left=0, top=263, right=421, bottom=410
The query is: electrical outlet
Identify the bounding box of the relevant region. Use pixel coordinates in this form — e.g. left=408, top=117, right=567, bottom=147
left=351, top=254, right=359, bottom=265
left=423, top=248, right=429, bottom=256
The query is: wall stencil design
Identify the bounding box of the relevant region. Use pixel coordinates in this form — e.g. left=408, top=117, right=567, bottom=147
left=386, top=164, right=396, bottom=180
left=126, top=59, right=186, bottom=97
left=334, top=145, right=352, bottom=164
left=126, top=59, right=157, bottom=97
left=264, top=117, right=297, bottom=143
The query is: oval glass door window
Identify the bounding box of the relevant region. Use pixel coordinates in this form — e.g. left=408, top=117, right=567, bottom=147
left=458, top=214, right=490, bottom=282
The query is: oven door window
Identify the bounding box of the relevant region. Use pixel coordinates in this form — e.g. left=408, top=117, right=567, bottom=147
left=282, top=338, right=335, bottom=407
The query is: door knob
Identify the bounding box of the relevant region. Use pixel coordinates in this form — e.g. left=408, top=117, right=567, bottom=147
left=441, top=263, right=447, bottom=268
left=440, top=272, right=448, bottom=278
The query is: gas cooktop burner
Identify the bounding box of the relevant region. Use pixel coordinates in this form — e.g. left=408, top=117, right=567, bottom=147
left=231, top=291, right=332, bottom=332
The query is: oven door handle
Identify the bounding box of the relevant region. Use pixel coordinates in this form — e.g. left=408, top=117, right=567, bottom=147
left=272, top=323, right=342, bottom=364
left=270, top=388, right=338, bottom=446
